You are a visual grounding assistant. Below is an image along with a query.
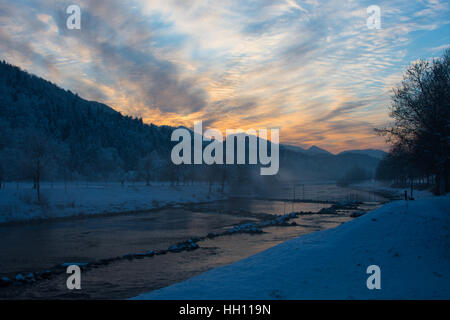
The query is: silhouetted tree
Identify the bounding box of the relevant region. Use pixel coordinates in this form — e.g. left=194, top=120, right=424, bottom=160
left=23, top=133, right=54, bottom=202
left=377, top=50, right=450, bottom=194
left=139, top=150, right=160, bottom=186
left=337, top=165, right=372, bottom=187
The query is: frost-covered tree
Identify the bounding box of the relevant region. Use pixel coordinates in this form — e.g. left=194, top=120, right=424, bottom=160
left=377, top=50, right=450, bottom=194
left=22, top=132, right=56, bottom=202
left=139, top=150, right=161, bottom=186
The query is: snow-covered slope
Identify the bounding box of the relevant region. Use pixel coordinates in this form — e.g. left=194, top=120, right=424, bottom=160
left=133, top=196, right=450, bottom=299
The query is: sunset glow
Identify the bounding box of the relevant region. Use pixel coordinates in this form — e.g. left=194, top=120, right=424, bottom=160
left=1, top=0, right=448, bottom=152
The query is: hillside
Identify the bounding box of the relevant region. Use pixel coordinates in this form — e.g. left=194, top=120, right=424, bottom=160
left=0, top=61, right=382, bottom=185
left=0, top=60, right=173, bottom=182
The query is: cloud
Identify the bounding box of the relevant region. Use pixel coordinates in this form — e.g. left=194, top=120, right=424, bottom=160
left=0, top=0, right=448, bottom=152
left=315, top=100, right=373, bottom=122
left=1, top=0, right=208, bottom=115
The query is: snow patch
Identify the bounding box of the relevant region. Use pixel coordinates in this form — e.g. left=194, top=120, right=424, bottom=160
left=133, top=196, right=450, bottom=299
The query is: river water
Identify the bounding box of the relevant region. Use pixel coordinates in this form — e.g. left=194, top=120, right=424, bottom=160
left=0, top=186, right=386, bottom=299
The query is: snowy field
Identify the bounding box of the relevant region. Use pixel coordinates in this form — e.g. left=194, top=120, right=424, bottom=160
left=0, top=182, right=225, bottom=223
left=351, top=180, right=434, bottom=200
left=133, top=195, right=450, bottom=299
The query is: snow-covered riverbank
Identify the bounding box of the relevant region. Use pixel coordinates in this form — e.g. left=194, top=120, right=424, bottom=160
left=133, top=195, right=450, bottom=299
left=351, top=180, right=434, bottom=200
left=0, top=182, right=225, bottom=223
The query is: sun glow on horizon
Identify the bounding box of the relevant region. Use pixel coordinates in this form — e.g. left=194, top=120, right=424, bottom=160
left=0, top=0, right=448, bottom=153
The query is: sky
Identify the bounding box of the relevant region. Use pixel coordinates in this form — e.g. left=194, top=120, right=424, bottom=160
left=0, top=0, right=449, bottom=153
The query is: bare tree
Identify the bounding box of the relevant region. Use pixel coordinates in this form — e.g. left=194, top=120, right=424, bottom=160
left=23, top=133, right=53, bottom=202
left=139, top=150, right=160, bottom=186
left=377, top=50, right=450, bottom=194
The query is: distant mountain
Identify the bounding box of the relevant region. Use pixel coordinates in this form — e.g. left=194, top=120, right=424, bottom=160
left=306, top=145, right=333, bottom=156
left=278, top=148, right=380, bottom=182
left=338, top=149, right=387, bottom=159
left=283, top=144, right=387, bottom=160
left=280, top=144, right=307, bottom=154
left=281, top=144, right=332, bottom=156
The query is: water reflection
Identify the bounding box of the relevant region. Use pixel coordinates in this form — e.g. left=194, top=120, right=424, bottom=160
left=1, top=212, right=357, bottom=299
left=0, top=185, right=386, bottom=299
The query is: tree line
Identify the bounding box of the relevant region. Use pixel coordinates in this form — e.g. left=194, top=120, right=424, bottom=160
left=0, top=61, right=279, bottom=201
left=376, top=50, right=450, bottom=195
left=0, top=60, right=386, bottom=202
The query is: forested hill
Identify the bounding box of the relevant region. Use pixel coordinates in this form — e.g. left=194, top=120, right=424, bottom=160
left=0, top=60, right=382, bottom=184
left=0, top=60, right=174, bottom=180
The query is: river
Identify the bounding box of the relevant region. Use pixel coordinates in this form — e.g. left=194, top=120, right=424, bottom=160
left=0, top=185, right=387, bottom=299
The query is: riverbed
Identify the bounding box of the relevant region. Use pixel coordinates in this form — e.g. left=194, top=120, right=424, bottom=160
left=0, top=188, right=386, bottom=299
